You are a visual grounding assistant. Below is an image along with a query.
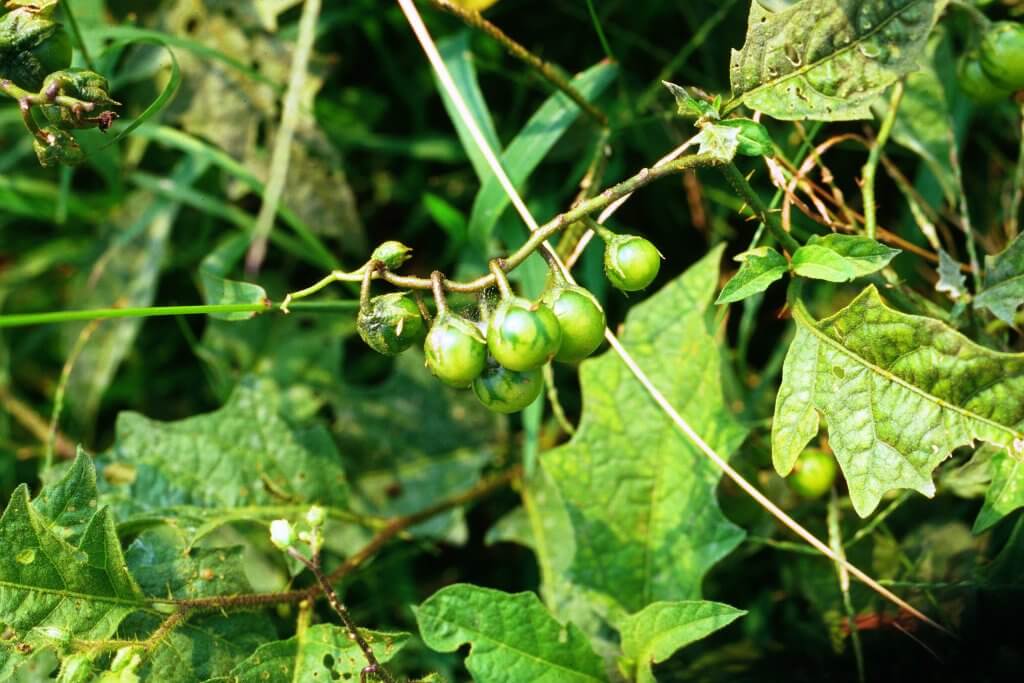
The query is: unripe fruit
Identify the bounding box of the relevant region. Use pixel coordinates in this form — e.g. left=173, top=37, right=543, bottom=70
left=787, top=448, right=838, bottom=500
left=543, top=286, right=605, bottom=363
left=371, top=240, right=413, bottom=270
left=357, top=293, right=424, bottom=356
left=604, top=235, right=662, bottom=291
left=425, top=313, right=487, bottom=387
left=958, top=52, right=1013, bottom=105
left=486, top=296, right=562, bottom=371
left=980, top=21, right=1024, bottom=91
left=0, top=9, right=72, bottom=90
left=472, top=358, right=543, bottom=413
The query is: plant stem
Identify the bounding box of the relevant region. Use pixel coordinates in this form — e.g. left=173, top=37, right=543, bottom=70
left=45, top=318, right=101, bottom=473
left=427, top=0, right=608, bottom=127
left=828, top=490, right=866, bottom=683
left=720, top=162, right=802, bottom=254
left=0, top=301, right=359, bottom=328
left=1008, top=103, right=1024, bottom=240
left=287, top=547, right=396, bottom=683
left=584, top=0, right=615, bottom=61
left=862, top=82, right=904, bottom=240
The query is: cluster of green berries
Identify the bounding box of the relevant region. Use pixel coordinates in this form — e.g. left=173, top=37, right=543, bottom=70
left=355, top=233, right=661, bottom=413
left=958, top=21, right=1024, bottom=104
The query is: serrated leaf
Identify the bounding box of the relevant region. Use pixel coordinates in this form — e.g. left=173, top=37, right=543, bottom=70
left=199, top=235, right=269, bottom=322
left=974, top=449, right=1024, bottom=533
left=791, top=244, right=857, bottom=282
left=728, top=0, right=948, bottom=120
left=414, top=584, right=606, bottom=682
left=936, top=248, right=967, bottom=300
left=805, top=233, right=901, bottom=276
left=466, top=62, right=618, bottom=250
left=974, top=233, right=1024, bottom=324
left=98, top=376, right=350, bottom=535
left=210, top=625, right=407, bottom=683
left=716, top=246, right=788, bottom=304
left=0, top=459, right=145, bottom=676
left=616, top=601, right=746, bottom=683
left=773, top=286, right=1024, bottom=516
left=544, top=246, right=747, bottom=613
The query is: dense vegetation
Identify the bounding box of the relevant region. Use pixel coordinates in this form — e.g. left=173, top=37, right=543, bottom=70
left=2, top=0, right=1024, bottom=681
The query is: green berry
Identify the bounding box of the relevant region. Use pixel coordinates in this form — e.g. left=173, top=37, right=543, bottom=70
left=958, top=52, right=1013, bottom=105
left=33, top=126, right=84, bottom=167
left=604, top=234, right=662, bottom=292
left=472, top=358, right=543, bottom=413
left=40, top=68, right=119, bottom=130
left=357, top=293, right=424, bottom=356
left=787, top=449, right=838, bottom=500
left=980, top=21, right=1024, bottom=91
left=543, top=285, right=605, bottom=363
left=425, top=312, right=487, bottom=387
left=486, top=296, right=562, bottom=371
left=371, top=240, right=413, bottom=270
left=0, top=9, right=72, bottom=90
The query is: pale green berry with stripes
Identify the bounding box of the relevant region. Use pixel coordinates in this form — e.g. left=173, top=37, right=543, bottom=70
left=543, top=285, right=605, bottom=363
left=604, top=234, right=662, bottom=292
left=425, top=312, right=487, bottom=388
left=472, top=358, right=543, bottom=413
left=357, top=293, right=424, bottom=356
left=486, top=296, right=562, bottom=371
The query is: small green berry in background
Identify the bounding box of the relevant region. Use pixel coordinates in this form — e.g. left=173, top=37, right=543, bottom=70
left=2, top=1, right=1024, bottom=681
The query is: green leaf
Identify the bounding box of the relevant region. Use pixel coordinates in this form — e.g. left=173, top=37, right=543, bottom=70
left=616, top=601, right=746, bottom=683
left=199, top=235, right=270, bottom=322
left=98, top=376, right=350, bottom=535
left=437, top=32, right=503, bottom=183
left=0, top=454, right=145, bottom=677
left=718, top=118, right=775, bottom=157
left=544, top=246, right=747, bottom=613
left=974, top=233, right=1024, bottom=324
left=33, top=447, right=101, bottom=545
left=693, top=123, right=740, bottom=162
left=773, top=286, right=1024, bottom=516
left=791, top=244, right=857, bottom=282
left=728, top=0, right=948, bottom=120
left=211, top=625, right=407, bottom=683
left=125, top=527, right=254, bottom=600
left=936, top=248, right=967, bottom=300
left=414, top=584, right=606, bottom=682
left=805, top=233, right=901, bottom=276
left=466, top=62, right=618, bottom=249
left=974, top=449, right=1024, bottom=533
left=716, top=247, right=789, bottom=304
left=662, top=81, right=718, bottom=119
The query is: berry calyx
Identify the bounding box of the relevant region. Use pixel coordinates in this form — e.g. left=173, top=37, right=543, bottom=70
left=357, top=292, right=424, bottom=356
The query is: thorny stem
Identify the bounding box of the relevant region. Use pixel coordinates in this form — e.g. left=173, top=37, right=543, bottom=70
left=426, top=0, right=608, bottom=127
left=720, top=162, right=802, bottom=254
left=287, top=547, right=396, bottom=683
left=862, top=82, right=904, bottom=240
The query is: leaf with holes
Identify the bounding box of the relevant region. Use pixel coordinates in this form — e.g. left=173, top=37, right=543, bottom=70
left=544, top=247, right=747, bottom=613
left=773, top=286, right=1024, bottom=516
left=414, top=584, right=606, bottom=682
left=210, top=625, right=408, bottom=683
left=0, top=454, right=145, bottom=677
left=729, top=0, right=948, bottom=120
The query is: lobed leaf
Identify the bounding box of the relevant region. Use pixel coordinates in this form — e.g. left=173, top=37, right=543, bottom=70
left=544, top=247, right=747, bottom=613
left=414, top=584, right=606, bottom=682
left=773, top=286, right=1024, bottom=515
left=729, top=0, right=948, bottom=120
left=616, top=601, right=746, bottom=683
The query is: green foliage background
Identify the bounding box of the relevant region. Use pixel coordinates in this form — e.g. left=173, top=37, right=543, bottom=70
left=2, top=0, right=1024, bottom=681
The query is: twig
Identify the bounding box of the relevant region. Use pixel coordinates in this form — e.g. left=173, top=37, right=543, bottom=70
left=829, top=490, right=865, bottom=683
left=427, top=0, right=608, bottom=127
left=862, top=82, right=904, bottom=240
left=0, top=385, right=75, bottom=459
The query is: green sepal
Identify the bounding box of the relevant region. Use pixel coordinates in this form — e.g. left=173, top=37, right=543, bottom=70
left=718, top=117, right=774, bottom=157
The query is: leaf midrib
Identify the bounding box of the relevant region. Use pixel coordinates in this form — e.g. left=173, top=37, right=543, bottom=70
left=792, top=301, right=1022, bottom=443
left=728, top=0, right=931, bottom=110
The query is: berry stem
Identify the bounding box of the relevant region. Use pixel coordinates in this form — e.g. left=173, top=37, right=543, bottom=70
left=430, top=270, right=448, bottom=316
left=489, top=260, right=513, bottom=299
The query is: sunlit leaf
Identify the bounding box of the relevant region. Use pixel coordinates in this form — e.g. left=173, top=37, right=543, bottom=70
left=716, top=246, right=789, bottom=304
left=773, top=286, right=1024, bottom=515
